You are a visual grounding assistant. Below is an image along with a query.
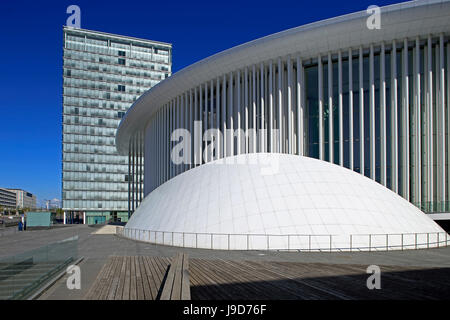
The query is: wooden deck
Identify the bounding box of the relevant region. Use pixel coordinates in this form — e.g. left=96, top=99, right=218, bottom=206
left=84, top=256, right=170, bottom=300
left=85, top=256, right=450, bottom=300
left=190, top=259, right=450, bottom=300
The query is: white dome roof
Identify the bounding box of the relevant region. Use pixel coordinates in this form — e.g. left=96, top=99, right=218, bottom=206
left=124, top=153, right=446, bottom=251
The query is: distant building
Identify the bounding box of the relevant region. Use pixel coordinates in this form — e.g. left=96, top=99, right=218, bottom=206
left=62, top=27, right=172, bottom=224
left=6, top=189, right=37, bottom=209
left=45, top=198, right=61, bottom=210
left=0, top=188, right=17, bottom=210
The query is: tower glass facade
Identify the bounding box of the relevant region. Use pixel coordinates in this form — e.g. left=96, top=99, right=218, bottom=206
left=62, top=27, right=172, bottom=222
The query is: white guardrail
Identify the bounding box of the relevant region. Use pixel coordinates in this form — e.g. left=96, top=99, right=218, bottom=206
left=116, top=227, right=450, bottom=252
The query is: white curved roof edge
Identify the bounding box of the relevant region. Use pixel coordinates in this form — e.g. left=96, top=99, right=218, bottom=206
left=116, top=0, right=450, bottom=155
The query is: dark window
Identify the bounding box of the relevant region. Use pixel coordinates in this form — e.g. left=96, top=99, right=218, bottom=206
left=118, top=50, right=126, bottom=57
left=118, top=58, right=125, bottom=65
left=118, top=85, right=125, bottom=92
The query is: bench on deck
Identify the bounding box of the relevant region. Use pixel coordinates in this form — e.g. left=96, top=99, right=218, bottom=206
left=160, top=253, right=190, bottom=300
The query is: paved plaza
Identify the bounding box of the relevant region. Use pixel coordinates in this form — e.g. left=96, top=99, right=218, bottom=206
left=1, top=225, right=450, bottom=299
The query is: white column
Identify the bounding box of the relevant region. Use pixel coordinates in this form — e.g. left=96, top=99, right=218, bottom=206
left=359, top=46, right=365, bottom=175
left=252, top=65, right=256, bottom=153
left=260, top=63, right=265, bottom=153
left=269, top=61, right=274, bottom=153
left=380, top=43, right=387, bottom=186
left=428, top=35, right=433, bottom=206
left=338, top=51, right=343, bottom=166
left=170, top=100, right=173, bottom=178
left=349, top=48, right=354, bottom=171
left=236, top=71, right=241, bottom=155
left=189, top=90, right=193, bottom=167
left=177, top=95, right=181, bottom=173
left=244, top=68, right=249, bottom=154
left=186, top=92, right=189, bottom=171
left=203, top=83, right=207, bottom=163
left=328, top=52, right=334, bottom=163
left=164, top=105, right=167, bottom=181
left=194, top=88, right=198, bottom=165
left=278, top=58, right=283, bottom=153
left=210, top=80, right=215, bottom=160
left=369, top=44, right=375, bottom=180
left=200, top=84, right=204, bottom=164
left=439, top=34, right=446, bottom=204
left=296, top=55, right=304, bottom=156
left=415, top=38, right=421, bottom=205
left=447, top=43, right=450, bottom=203
left=435, top=44, right=440, bottom=204
left=287, top=56, right=292, bottom=154
left=424, top=43, right=429, bottom=204
left=222, top=74, right=227, bottom=158
left=229, top=72, right=234, bottom=156
left=403, top=39, right=410, bottom=200
left=156, top=110, right=159, bottom=185
left=63, top=211, right=66, bottom=225
left=216, top=77, right=221, bottom=160
left=318, top=55, right=324, bottom=160
left=392, top=41, right=398, bottom=193
left=183, top=93, right=187, bottom=172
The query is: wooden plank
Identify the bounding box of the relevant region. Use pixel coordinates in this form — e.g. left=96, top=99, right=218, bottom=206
left=189, top=260, right=231, bottom=300
left=107, top=256, right=124, bottom=300
left=99, top=256, right=119, bottom=300
left=187, top=260, right=211, bottom=300
left=198, top=259, right=279, bottom=300
left=114, top=256, right=127, bottom=300
left=138, top=256, right=153, bottom=300
left=171, top=253, right=183, bottom=300
left=135, top=256, right=145, bottom=300
left=84, top=257, right=112, bottom=300
left=160, top=254, right=179, bottom=300
left=143, top=256, right=160, bottom=299
left=122, top=256, right=131, bottom=300
left=181, top=254, right=191, bottom=300
left=129, top=256, right=137, bottom=300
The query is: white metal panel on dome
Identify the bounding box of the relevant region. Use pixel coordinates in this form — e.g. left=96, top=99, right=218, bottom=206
left=123, top=153, right=447, bottom=251
left=116, top=0, right=450, bottom=155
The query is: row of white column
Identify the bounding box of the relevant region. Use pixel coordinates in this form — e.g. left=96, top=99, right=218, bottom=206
left=149, top=55, right=307, bottom=193
left=143, top=35, right=449, bottom=211
left=128, top=131, right=144, bottom=215
left=317, top=35, right=449, bottom=208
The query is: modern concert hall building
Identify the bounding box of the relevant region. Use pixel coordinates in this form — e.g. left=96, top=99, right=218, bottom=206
left=116, top=0, right=450, bottom=251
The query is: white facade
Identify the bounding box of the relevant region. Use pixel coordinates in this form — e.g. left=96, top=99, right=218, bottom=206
left=117, top=1, right=450, bottom=251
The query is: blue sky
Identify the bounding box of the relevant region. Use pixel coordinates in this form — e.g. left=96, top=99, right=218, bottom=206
left=0, top=0, right=403, bottom=204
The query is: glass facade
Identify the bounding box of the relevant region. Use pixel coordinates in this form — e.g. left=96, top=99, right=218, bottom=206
left=62, top=27, right=172, bottom=220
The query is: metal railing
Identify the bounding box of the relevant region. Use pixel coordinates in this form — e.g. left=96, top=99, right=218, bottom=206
left=116, top=227, right=449, bottom=252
